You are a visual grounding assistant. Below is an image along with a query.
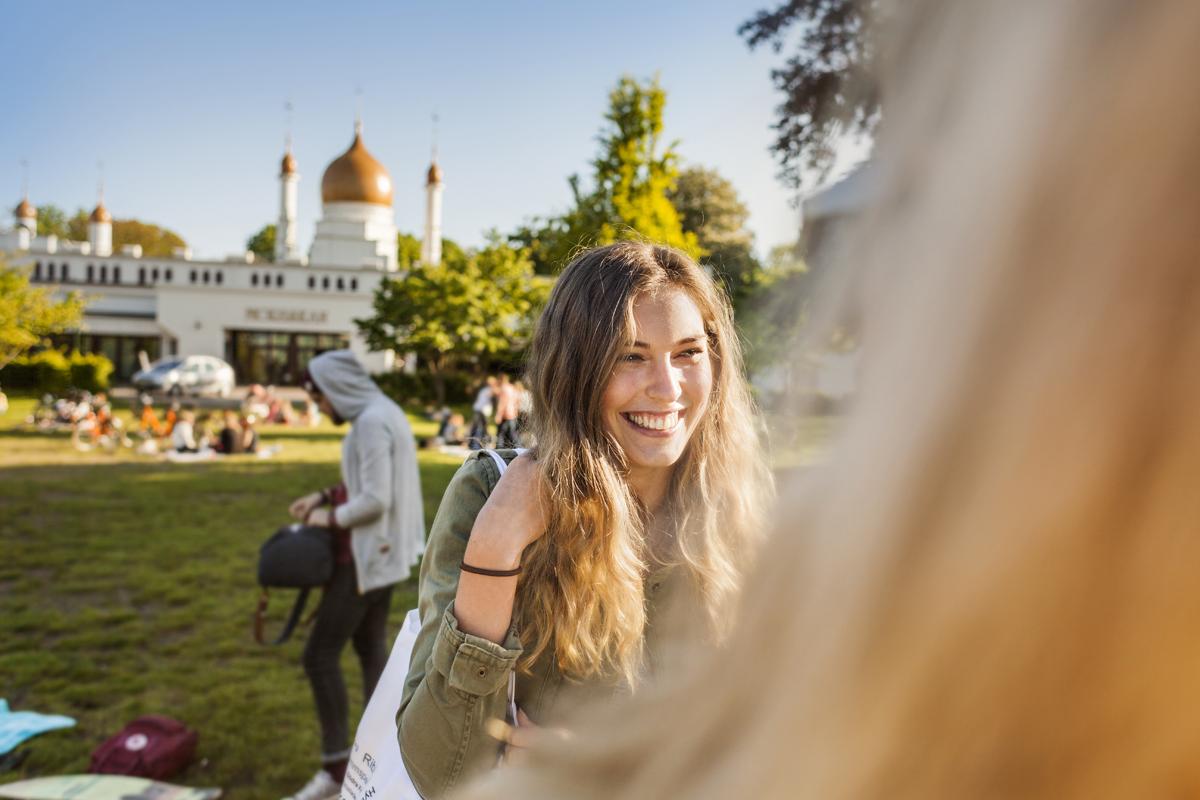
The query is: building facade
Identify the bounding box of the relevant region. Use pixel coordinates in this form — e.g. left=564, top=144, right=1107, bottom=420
left=2, top=121, right=444, bottom=385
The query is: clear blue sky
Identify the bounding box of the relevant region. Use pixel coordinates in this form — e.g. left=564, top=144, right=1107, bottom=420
left=4, top=1, right=846, bottom=261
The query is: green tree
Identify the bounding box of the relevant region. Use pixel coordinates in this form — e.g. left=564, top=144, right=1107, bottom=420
left=67, top=210, right=88, bottom=243
left=36, top=204, right=69, bottom=238
left=358, top=234, right=547, bottom=401
left=246, top=224, right=277, bottom=262
left=669, top=165, right=765, bottom=307
left=113, top=219, right=186, bottom=257
left=512, top=75, right=699, bottom=274
left=35, top=203, right=185, bottom=256
left=0, top=256, right=87, bottom=373
left=740, top=0, right=881, bottom=191
left=397, top=232, right=465, bottom=271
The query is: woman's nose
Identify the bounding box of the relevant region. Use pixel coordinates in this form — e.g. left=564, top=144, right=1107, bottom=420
left=645, top=358, right=682, bottom=401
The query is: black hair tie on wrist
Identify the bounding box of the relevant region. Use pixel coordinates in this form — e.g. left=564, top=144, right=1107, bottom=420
left=460, top=561, right=521, bottom=577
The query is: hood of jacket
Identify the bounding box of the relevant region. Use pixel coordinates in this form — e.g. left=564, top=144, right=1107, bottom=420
left=308, top=350, right=381, bottom=422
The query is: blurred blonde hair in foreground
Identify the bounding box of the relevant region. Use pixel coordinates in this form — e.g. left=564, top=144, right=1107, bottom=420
left=458, top=0, right=1200, bottom=796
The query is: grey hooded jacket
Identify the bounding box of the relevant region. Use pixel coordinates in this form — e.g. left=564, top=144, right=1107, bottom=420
left=309, top=350, right=425, bottom=592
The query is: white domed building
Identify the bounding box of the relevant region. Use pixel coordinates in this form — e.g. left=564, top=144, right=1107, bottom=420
left=1, top=122, right=445, bottom=384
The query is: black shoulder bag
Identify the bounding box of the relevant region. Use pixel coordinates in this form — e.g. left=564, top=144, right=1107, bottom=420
left=254, top=523, right=334, bottom=645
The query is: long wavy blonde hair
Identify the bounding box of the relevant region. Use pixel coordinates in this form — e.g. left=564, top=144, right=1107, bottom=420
left=459, top=0, right=1200, bottom=797
left=517, top=241, right=771, bottom=684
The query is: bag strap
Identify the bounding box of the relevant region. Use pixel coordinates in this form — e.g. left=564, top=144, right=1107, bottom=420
left=482, top=448, right=527, bottom=478
left=254, top=587, right=312, bottom=646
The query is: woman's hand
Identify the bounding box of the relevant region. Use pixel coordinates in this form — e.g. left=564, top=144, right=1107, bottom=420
left=288, top=491, right=322, bottom=521
left=306, top=508, right=334, bottom=528
left=487, top=708, right=573, bottom=766
left=464, top=454, right=547, bottom=570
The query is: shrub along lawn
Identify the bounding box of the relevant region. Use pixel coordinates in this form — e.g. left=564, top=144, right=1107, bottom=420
left=0, top=396, right=464, bottom=796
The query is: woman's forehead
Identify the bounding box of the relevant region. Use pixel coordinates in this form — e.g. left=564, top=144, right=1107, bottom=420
left=629, top=288, right=707, bottom=343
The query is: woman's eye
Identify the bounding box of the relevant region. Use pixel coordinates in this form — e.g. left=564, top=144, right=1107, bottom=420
left=621, top=353, right=645, bottom=363
left=676, top=348, right=705, bottom=360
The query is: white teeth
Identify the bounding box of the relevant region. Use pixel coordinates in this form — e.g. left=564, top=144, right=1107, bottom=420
left=628, top=412, right=678, bottom=431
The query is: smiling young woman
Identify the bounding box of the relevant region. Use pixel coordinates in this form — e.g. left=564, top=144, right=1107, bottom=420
left=396, top=241, right=773, bottom=797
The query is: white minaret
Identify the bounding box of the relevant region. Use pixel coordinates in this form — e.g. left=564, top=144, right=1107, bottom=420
left=277, top=143, right=299, bottom=262
left=15, top=195, right=36, bottom=233
left=88, top=185, right=113, bottom=257
left=421, top=152, right=443, bottom=267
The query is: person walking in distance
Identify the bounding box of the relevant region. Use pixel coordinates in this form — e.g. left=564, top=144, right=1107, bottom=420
left=493, top=373, right=519, bottom=449
left=468, top=376, right=497, bottom=450
left=283, top=350, right=425, bottom=800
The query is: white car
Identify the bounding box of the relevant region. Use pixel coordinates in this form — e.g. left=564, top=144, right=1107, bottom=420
left=133, top=356, right=236, bottom=398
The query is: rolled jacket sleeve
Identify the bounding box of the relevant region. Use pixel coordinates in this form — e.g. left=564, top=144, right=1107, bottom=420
left=398, top=455, right=521, bottom=798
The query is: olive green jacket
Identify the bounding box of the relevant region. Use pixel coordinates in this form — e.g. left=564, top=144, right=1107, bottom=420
left=397, top=451, right=693, bottom=799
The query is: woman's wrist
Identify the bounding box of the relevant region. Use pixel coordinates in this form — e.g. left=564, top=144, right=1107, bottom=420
left=463, top=530, right=524, bottom=571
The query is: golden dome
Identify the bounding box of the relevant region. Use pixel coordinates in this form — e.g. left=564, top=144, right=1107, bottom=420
left=89, top=202, right=112, bottom=223
left=15, top=197, right=35, bottom=219
left=426, top=161, right=443, bottom=186
left=281, top=150, right=298, bottom=176
left=320, top=128, right=393, bottom=206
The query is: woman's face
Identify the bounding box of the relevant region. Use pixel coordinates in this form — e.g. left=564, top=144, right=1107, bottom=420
left=601, top=287, right=713, bottom=483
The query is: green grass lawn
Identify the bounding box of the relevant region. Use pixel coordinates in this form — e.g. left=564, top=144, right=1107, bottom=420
left=0, top=395, right=465, bottom=796
left=0, top=393, right=835, bottom=795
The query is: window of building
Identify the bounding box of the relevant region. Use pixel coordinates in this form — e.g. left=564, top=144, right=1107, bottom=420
left=216, top=271, right=223, bottom=285
left=190, top=270, right=197, bottom=283
left=47, top=263, right=55, bottom=281
left=100, top=265, right=108, bottom=283
left=152, top=267, right=160, bottom=282
left=351, top=278, right=358, bottom=291
left=276, top=273, right=284, bottom=288
left=165, top=268, right=173, bottom=282
left=336, top=277, right=345, bottom=291
left=34, top=262, right=42, bottom=280
left=87, top=264, right=95, bottom=283
left=251, top=273, right=258, bottom=287
left=203, top=270, right=210, bottom=284
left=113, top=266, right=121, bottom=283
left=308, top=276, right=315, bottom=289
left=322, top=276, right=330, bottom=290
left=139, top=267, right=146, bottom=285
left=61, top=264, right=70, bottom=281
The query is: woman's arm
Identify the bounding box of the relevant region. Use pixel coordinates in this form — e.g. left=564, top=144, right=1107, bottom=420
left=398, top=454, right=544, bottom=798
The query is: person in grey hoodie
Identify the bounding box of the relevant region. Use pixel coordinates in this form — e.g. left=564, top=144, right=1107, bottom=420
left=283, top=349, right=425, bottom=800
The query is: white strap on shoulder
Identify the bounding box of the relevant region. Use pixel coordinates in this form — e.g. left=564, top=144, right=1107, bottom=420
left=482, top=448, right=527, bottom=477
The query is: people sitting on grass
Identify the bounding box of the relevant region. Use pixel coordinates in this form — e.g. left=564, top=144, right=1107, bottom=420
left=170, top=409, right=198, bottom=453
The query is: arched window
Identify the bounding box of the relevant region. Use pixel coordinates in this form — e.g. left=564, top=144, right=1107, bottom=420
left=336, top=277, right=345, bottom=291
left=276, top=273, right=284, bottom=287
left=47, top=263, right=55, bottom=281
left=100, top=265, right=108, bottom=283
left=139, top=267, right=146, bottom=285
left=152, top=267, right=160, bottom=282
left=251, top=273, right=258, bottom=287
left=87, top=264, right=95, bottom=283
left=216, top=272, right=223, bottom=285
left=113, top=266, right=121, bottom=283
left=190, top=270, right=197, bottom=283
left=165, top=268, right=173, bottom=282
left=61, top=264, right=70, bottom=281
left=34, top=262, right=42, bottom=281
left=203, top=270, right=210, bottom=284
left=308, top=276, right=315, bottom=289
left=322, top=276, right=330, bottom=290
left=351, top=278, right=358, bottom=291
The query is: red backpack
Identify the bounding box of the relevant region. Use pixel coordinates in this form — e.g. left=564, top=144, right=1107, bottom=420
left=89, top=715, right=198, bottom=779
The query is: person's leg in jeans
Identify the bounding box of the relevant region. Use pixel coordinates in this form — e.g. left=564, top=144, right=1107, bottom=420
left=302, top=561, right=370, bottom=775
left=351, top=581, right=393, bottom=699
